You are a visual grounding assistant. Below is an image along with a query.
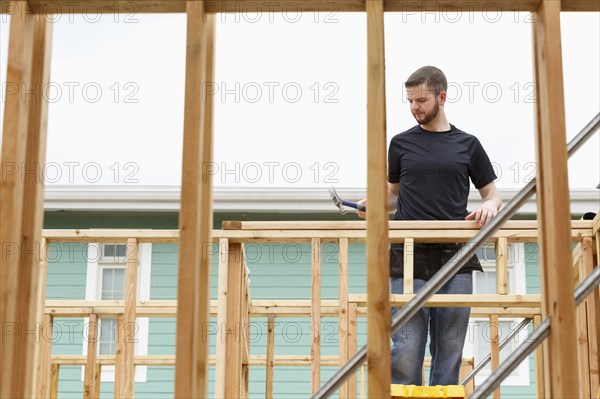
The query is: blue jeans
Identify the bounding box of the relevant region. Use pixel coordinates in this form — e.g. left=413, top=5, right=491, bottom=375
left=390, top=273, right=472, bottom=386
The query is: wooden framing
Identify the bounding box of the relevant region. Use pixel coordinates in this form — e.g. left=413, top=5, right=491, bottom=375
left=0, top=5, right=52, bottom=398
left=174, top=2, right=215, bottom=398
left=1, top=0, right=599, bottom=14
left=366, top=0, right=390, bottom=397
left=83, top=314, right=99, bottom=399
left=338, top=237, right=350, bottom=398
left=532, top=0, right=580, bottom=396
left=0, top=0, right=597, bottom=396
left=310, top=238, right=321, bottom=394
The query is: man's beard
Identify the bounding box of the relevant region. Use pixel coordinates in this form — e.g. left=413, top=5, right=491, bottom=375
left=414, top=99, right=439, bottom=125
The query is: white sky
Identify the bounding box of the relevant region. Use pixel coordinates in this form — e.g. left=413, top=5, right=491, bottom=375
left=0, top=9, right=599, bottom=191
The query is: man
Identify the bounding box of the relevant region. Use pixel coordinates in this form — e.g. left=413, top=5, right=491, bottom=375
left=357, top=66, right=501, bottom=385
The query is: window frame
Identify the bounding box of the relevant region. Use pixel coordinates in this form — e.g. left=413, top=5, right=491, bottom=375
left=81, top=243, right=151, bottom=383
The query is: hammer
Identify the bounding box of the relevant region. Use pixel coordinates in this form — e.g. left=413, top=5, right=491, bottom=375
left=328, top=187, right=367, bottom=215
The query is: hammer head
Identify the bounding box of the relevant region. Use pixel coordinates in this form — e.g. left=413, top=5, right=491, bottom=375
left=328, top=186, right=348, bottom=214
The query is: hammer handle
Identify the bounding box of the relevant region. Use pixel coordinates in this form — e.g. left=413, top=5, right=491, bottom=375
left=342, top=200, right=366, bottom=212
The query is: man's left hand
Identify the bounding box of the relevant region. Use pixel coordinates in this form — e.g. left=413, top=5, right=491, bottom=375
left=465, top=200, right=498, bottom=227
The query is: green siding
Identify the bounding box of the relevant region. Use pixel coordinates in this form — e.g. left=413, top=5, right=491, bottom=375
left=44, top=213, right=544, bottom=398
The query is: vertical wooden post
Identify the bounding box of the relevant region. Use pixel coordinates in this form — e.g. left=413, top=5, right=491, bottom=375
left=583, top=237, right=600, bottom=395
left=490, top=315, right=501, bottom=399
left=49, top=364, right=59, bottom=399
left=1, top=4, right=52, bottom=398
left=36, top=239, right=51, bottom=398
left=338, top=238, right=349, bottom=398
left=114, top=314, right=124, bottom=399
left=366, top=0, right=390, bottom=397
left=83, top=314, right=99, bottom=399
left=175, top=1, right=214, bottom=398
left=265, top=314, right=276, bottom=399
left=311, top=238, right=321, bottom=394
left=360, top=364, right=366, bottom=399
left=94, top=364, right=102, bottom=399
left=215, top=238, right=229, bottom=398
left=119, top=238, right=138, bottom=398
left=403, top=238, right=414, bottom=294
left=348, top=303, right=358, bottom=399
left=532, top=0, right=579, bottom=396
left=460, top=358, right=474, bottom=396
left=37, top=314, right=53, bottom=399
left=215, top=241, right=243, bottom=398
left=533, top=314, right=546, bottom=399
left=496, top=238, right=508, bottom=295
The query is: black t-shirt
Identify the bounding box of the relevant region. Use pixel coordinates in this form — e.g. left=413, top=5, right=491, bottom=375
left=388, top=124, right=497, bottom=220
left=388, top=124, right=497, bottom=278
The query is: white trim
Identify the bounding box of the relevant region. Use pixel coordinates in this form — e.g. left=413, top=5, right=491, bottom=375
left=43, top=185, right=599, bottom=213
left=81, top=243, right=151, bottom=383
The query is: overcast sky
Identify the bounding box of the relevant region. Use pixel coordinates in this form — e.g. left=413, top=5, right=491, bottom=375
left=1, top=9, right=599, bottom=192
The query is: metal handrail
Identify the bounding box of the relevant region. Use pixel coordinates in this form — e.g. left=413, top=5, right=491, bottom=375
left=460, top=318, right=533, bottom=386
left=470, top=265, right=600, bottom=398
left=312, top=113, right=600, bottom=399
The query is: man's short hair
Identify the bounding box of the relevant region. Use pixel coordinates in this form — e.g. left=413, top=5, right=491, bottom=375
left=405, top=66, right=448, bottom=96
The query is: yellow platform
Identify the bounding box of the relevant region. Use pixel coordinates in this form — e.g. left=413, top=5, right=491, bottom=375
left=391, top=384, right=466, bottom=399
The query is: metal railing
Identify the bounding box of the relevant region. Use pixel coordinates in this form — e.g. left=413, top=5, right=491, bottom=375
left=312, top=113, right=600, bottom=399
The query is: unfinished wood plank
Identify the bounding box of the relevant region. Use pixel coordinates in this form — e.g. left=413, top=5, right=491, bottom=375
left=532, top=0, right=579, bottom=396
left=460, top=357, right=474, bottom=396
left=174, top=1, right=212, bottom=398
left=22, top=13, right=52, bottom=395
left=366, top=0, right=390, bottom=396
left=496, top=238, right=508, bottom=294
left=403, top=238, right=414, bottom=294
left=348, top=303, right=358, bottom=399
left=227, top=243, right=244, bottom=399
left=576, top=297, right=591, bottom=398
left=37, top=314, right=53, bottom=399
left=119, top=238, right=139, bottom=398
left=94, top=364, right=101, bottom=399
left=193, top=8, right=216, bottom=399
left=9, top=0, right=600, bottom=14
left=0, top=4, right=34, bottom=397
left=338, top=237, right=349, bottom=398
left=215, top=238, right=230, bottom=398
left=49, top=364, right=59, bottom=399
left=114, top=314, right=124, bottom=399
left=310, top=238, right=321, bottom=394
left=266, top=314, right=275, bottom=399
left=533, top=315, right=546, bottom=399
left=83, top=314, right=99, bottom=399
left=583, top=237, right=600, bottom=395
left=35, top=239, right=51, bottom=399
left=490, top=315, right=501, bottom=399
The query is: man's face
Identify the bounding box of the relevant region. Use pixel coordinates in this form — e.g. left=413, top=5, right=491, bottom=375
left=406, top=83, right=441, bottom=125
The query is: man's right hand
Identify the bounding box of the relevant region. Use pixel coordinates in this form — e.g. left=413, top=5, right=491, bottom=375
left=356, top=199, right=367, bottom=219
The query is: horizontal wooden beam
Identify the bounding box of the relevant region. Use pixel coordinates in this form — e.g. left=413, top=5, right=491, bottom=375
left=40, top=224, right=594, bottom=243
left=43, top=295, right=541, bottom=316
left=50, top=354, right=476, bottom=367
left=2, top=0, right=598, bottom=14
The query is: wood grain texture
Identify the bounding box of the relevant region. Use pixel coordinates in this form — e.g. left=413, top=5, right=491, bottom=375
left=3, top=0, right=598, bottom=14
left=532, top=0, right=579, bottom=396
left=366, top=0, right=390, bottom=397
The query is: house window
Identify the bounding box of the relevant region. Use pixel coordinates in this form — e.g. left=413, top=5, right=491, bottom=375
left=463, top=243, right=530, bottom=386
left=83, top=243, right=151, bottom=382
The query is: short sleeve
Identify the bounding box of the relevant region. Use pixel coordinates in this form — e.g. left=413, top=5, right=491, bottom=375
left=388, top=139, right=400, bottom=183
left=468, top=138, right=497, bottom=189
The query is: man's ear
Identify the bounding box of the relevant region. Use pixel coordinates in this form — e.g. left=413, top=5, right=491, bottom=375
left=438, top=91, right=447, bottom=106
